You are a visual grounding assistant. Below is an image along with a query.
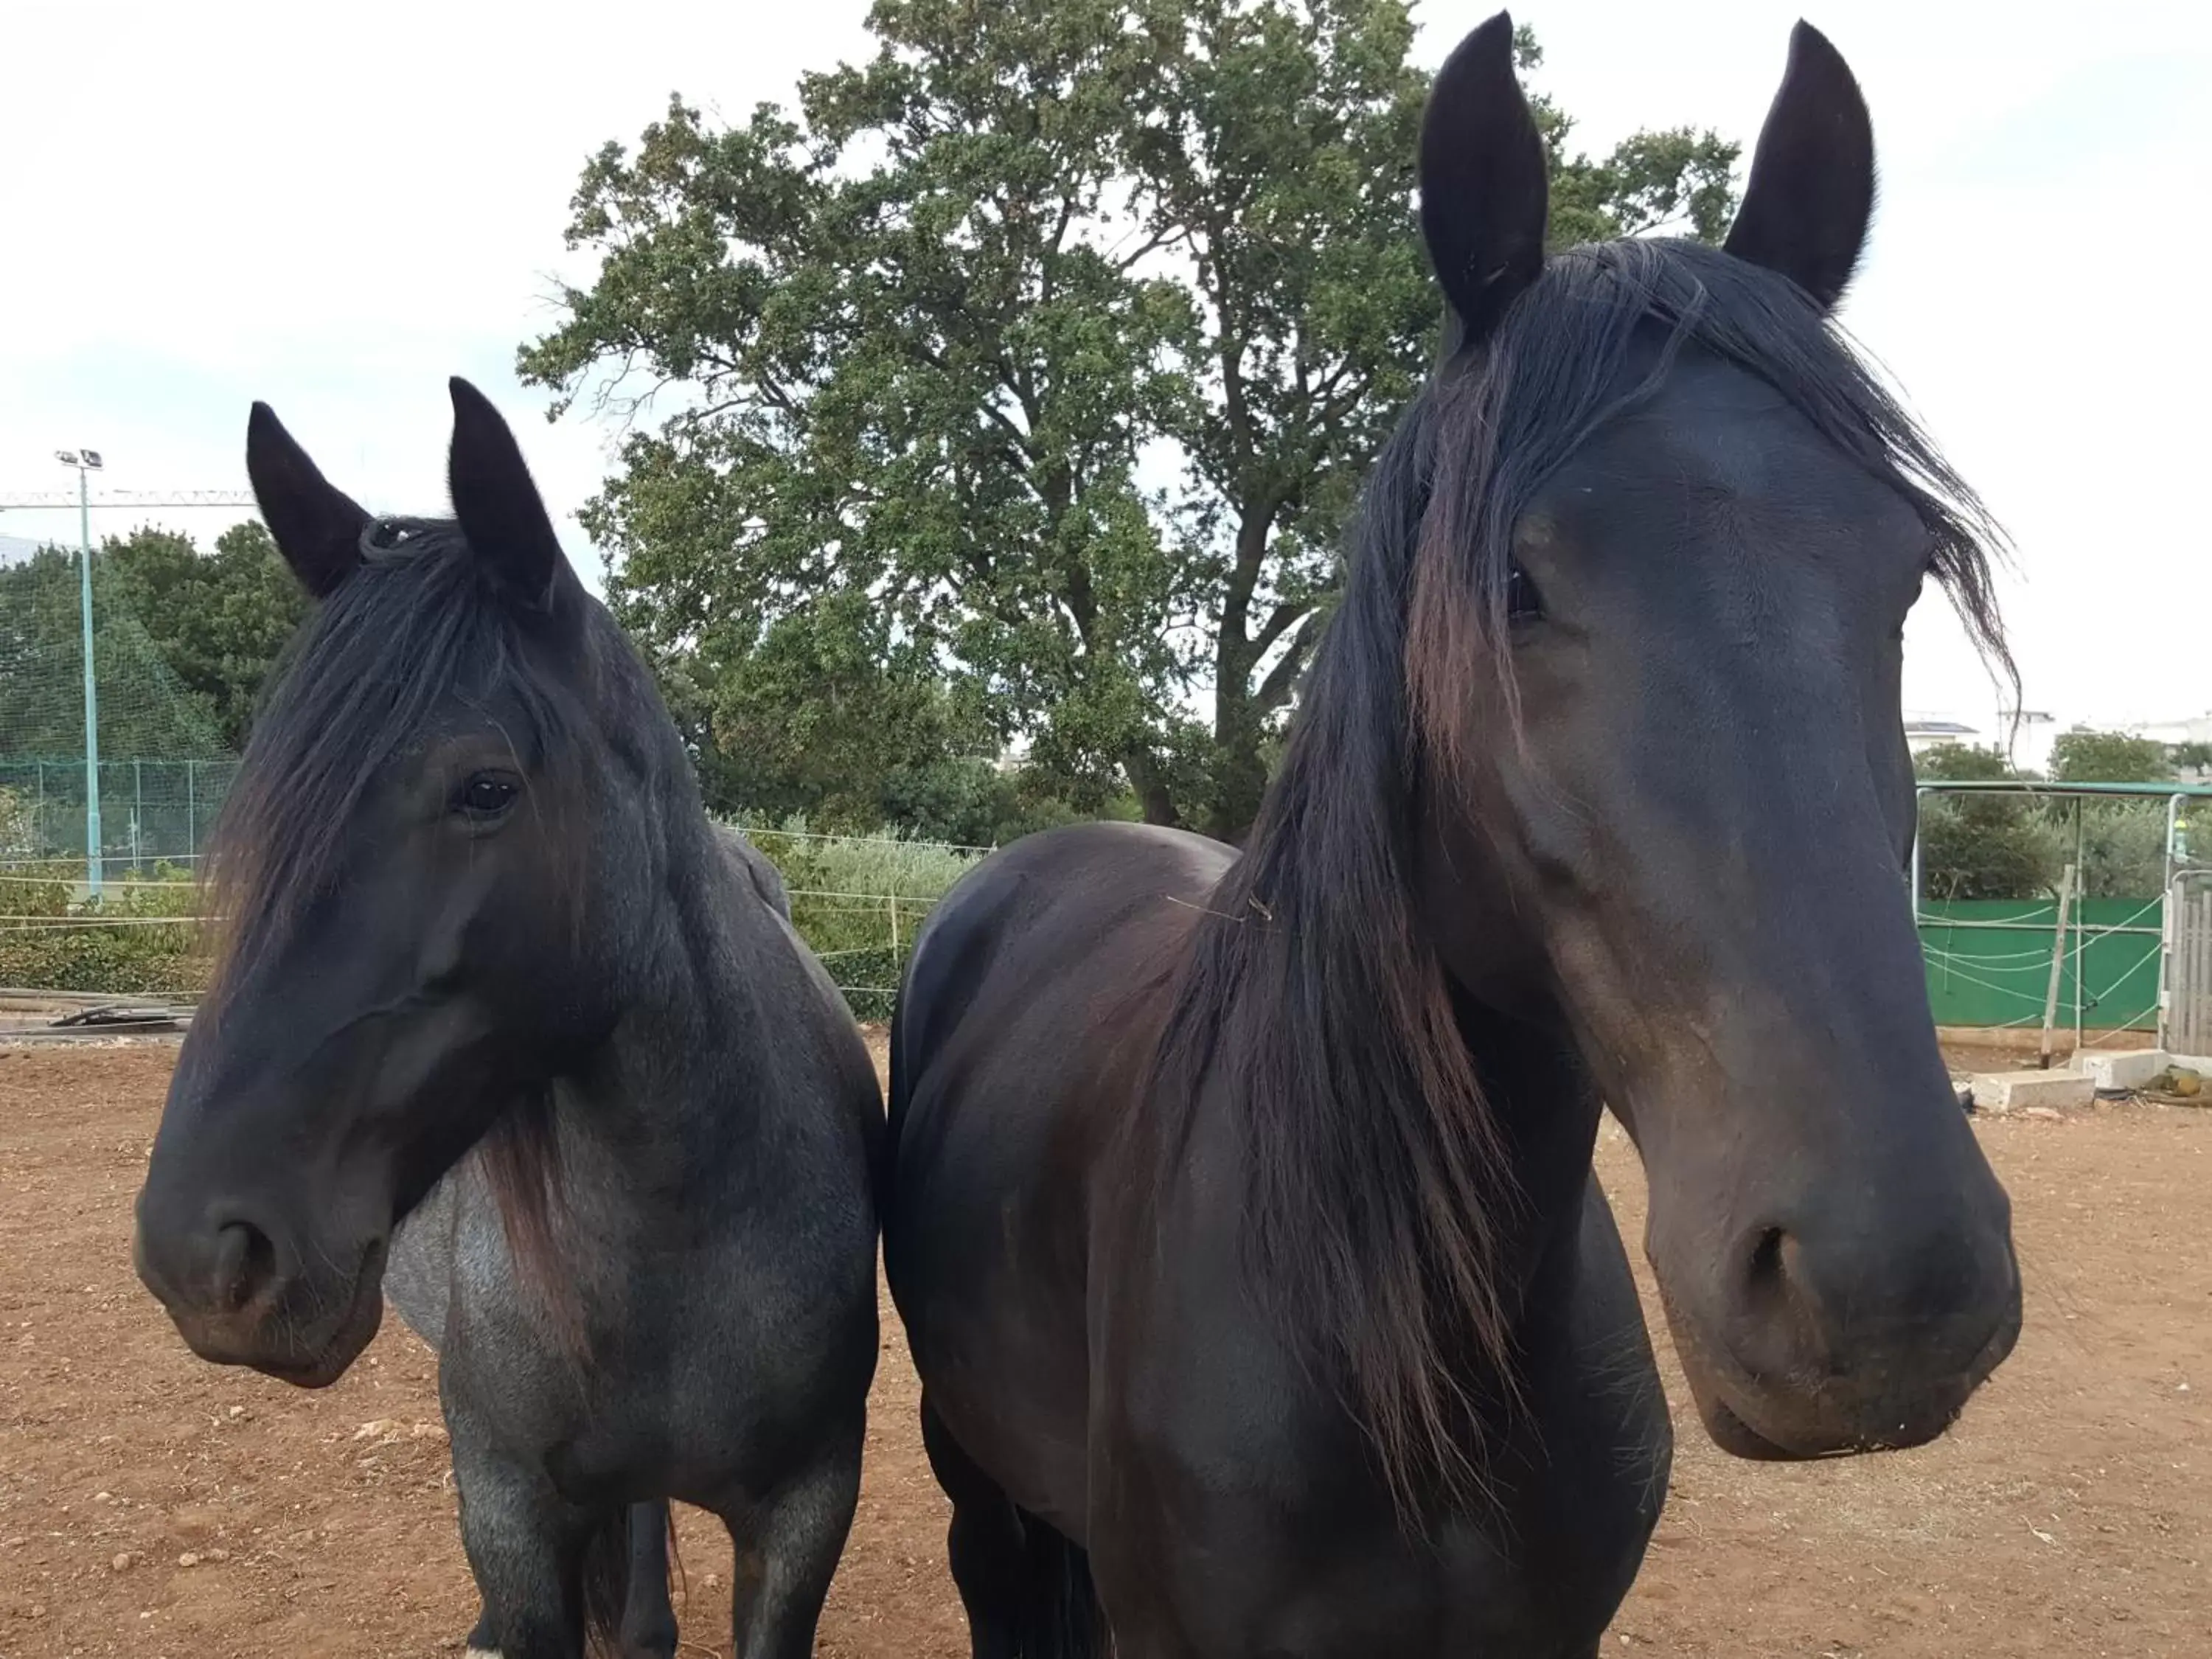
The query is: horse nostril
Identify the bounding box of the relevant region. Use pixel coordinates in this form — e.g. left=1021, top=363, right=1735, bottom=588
left=1745, top=1225, right=1789, bottom=1293
left=211, top=1219, right=278, bottom=1309
left=1738, top=1224, right=1820, bottom=1340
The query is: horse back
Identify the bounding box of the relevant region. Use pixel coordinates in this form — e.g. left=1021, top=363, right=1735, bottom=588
left=886, top=821, right=1232, bottom=1531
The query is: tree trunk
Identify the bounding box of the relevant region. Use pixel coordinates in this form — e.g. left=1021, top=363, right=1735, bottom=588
left=1202, top=688, right=1267, bottom=846
left=1124, top=747, right=1183, bottom=830
left=1203, top=503, right=1278, bottom=846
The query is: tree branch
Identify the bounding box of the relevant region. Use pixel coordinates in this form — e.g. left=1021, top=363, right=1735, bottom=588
left=1254, top=615, right=1319, bottom=714
left=1252, top=597, right=1312, bottom=659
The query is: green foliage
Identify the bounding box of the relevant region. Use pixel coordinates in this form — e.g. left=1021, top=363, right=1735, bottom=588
left=1915, top=796, right=2063, bottom=904
left=2043, top=731, right=2180, bottom=898
left=1913, top=742, right=2018, bottom=784
left=0, top=543, right=227, bottom=761
left=1912, top=744, right=2059, bottom=902
left=2168, top=740, right=2212, bottom=776
left=0, top=787, right=34, bottom=858
left=105, top=522, right=307, bottom=749
left=523, top=0, right=1739, bottom=841
left=0, top=521, right=299, bottom=765
left=737, top=821, right=986, bottom=1015
left=2067, top=804, right=2168, bottom=900
left=1912, top=740, right=2174, bottom=902
left=2049, top=728, right=2174, bottom=785
left=0, top=826, right=990, bottom=1015
left=0, top=861, right=205, bottom=995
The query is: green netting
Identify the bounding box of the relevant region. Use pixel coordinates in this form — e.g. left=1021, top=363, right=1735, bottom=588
left=1, top=542, right=237, bottom=866
left=0, top=757, right=239, bottom=866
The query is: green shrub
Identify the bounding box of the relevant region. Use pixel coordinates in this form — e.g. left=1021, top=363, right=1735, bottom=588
left=0, top=860, right=206, bottom=995
left=0, top=826, right=992, bottom=1022
left=737, top=818, right=984, bottom=1019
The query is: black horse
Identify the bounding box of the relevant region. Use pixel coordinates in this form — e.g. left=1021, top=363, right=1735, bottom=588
left=887, top=17, right=2023, bottom=1658
left=133, top=381, right=882, bottom=1659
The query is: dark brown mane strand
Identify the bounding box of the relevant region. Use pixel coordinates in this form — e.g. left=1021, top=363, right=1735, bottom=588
left=1146, top=393, right=1519, bottom=1525
left=473, top=1088, right=587, bottom=1354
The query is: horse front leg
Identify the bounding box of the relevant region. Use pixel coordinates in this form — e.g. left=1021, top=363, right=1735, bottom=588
left=714, top=1422, right=864, bottom=1659
left=447, top=1404, right=602, bottom=1659
left=616, top=1500, right=678, bottom=1658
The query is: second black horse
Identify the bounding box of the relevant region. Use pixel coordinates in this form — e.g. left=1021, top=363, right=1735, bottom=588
left=887, top=17, right=2022, bottom=1658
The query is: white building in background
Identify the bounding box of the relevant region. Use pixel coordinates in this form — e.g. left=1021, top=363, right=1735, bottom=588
left=2124, top=714, right=2212, bottom=779
left=1905, top=709, right=2060, bottom=773
left=1904, top=716, right=1980, bottom=755
left=2125, top=713, right=2212, bottom=748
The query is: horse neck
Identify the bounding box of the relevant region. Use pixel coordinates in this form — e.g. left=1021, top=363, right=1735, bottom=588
left=554, top=788, right=787, bottom=1201
left=1458, top=990, right=1604, bottom=1239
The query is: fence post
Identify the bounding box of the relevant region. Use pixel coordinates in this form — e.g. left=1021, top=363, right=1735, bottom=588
left=888, top=891, right=900, bottom=959
left=2039, top=863, right=2076, bottom=1071
left=186, top=760, right=196, bottom=859
left=134, top=759, right=145, bottom=877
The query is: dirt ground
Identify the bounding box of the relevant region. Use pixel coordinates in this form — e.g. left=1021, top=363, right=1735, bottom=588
left=2, top=1038, right=2206, bottom=1659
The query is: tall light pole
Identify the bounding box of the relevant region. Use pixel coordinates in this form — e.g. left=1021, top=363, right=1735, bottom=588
left=55, top=448, right=104, bottom=897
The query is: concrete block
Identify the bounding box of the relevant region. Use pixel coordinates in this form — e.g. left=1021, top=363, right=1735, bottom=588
left=1970, top=1070, right=2096, bottom=1113
left=2078, top=1049, right=2173, bottom=1092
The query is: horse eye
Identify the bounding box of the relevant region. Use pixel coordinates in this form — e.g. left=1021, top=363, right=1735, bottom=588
left=456, top=773, right=520, bottom=819
left=1506, top=563, right=1542, bottom=624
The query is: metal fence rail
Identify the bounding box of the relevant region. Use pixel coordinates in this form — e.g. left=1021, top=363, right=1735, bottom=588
left=0, top=822, right=978, bottom=1020
left=0, top=757, right=239, bottom=869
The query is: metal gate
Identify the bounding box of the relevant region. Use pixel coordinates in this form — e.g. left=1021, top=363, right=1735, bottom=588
left=2159, top=870, right=2212, bottom=1055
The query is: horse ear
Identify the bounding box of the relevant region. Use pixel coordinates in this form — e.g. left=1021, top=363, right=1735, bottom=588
left=1722, top=21, right=1875, bottom=310
left=246, top=403, right=370, bottom=599
left=447, top=377, right=574, bottom=613
left=1419, top=11, right=1548, bottom=355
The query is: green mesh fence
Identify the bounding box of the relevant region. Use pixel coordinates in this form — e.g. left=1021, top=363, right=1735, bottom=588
left=1, top=538, right=240, bottom=870
left=0, top=757, right=239, bottom=867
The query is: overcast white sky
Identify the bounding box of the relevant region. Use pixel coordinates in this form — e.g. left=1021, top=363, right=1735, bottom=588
left=2, top=0, right=2206, bottom=743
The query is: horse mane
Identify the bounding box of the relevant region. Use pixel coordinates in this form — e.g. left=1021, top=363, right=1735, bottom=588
left=201, top=518, right=598, bottom=1340
left=1148, top=236, right=2011, bottom=1523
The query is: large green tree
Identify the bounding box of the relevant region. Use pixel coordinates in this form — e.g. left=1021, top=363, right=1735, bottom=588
left=0, top=524, right=302, bottom=762
left=2049, top=728, right=2174, bottom=786
left=2046, top=728, right=2174, bottom=899
left=1912, top=742, right=2060, bottom=901
left=105, top=522, right=306, bottom=748
left=524, top=0, right=1739, bottom=840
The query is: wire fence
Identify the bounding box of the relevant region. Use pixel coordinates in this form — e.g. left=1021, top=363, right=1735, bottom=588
left=1913, top=786, right=2212, bottom=1046
left=0, top=818, right=980, bottom=1020
left=0, top=757, right=239, bottom=869
left=7, top=782, right=2206, bottom=1040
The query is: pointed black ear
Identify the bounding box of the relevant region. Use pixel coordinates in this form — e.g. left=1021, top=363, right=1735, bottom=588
left=1723, top=21, right=1875, bottom=310
left=246, top=403, right=371, bottom=599
left=447, top=377, right=573, bottom=612
left=1419, top=11, right=1548, bottom=355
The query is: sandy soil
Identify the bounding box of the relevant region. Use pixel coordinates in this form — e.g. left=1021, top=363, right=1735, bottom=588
left=1, top=1038, right=2205, bottom=1658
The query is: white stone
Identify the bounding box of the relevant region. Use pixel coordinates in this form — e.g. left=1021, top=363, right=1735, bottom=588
left=2077, top=1049, right=2172, bottom=1092
left=1970, top=1070, right=2096, bottom=1113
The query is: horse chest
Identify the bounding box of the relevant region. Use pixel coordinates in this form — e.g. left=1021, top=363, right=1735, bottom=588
left=1088, top=1170, right=1668, bottom=1655
left=442, top=1222, right=865, bottom=1505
